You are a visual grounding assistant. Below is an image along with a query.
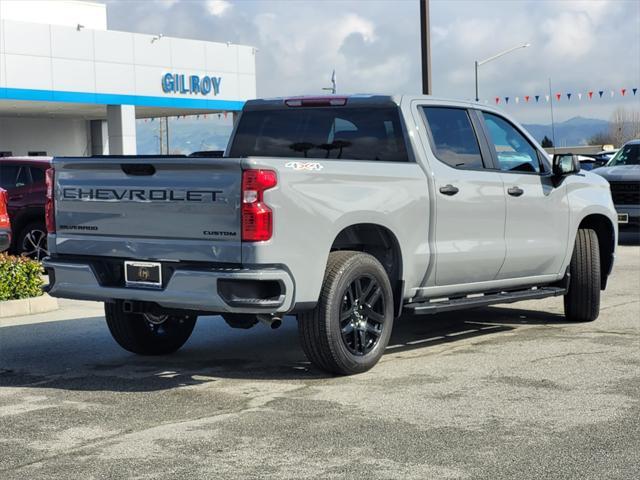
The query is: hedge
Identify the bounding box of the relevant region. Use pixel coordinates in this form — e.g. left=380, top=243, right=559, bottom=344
left=0, top=254, right=44, bottom=301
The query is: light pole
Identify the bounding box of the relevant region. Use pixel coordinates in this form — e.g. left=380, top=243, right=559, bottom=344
left=474, top=43, right=530, bottom=102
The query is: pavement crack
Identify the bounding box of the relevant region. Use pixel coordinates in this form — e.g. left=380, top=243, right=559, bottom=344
left=531, top=350, right=612, bottom=363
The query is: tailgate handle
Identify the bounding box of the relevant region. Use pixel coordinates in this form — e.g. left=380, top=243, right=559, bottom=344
left=121, top=164, right=156, bottom=176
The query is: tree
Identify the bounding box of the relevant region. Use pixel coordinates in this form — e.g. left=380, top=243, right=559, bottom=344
left=589, top=131, right=615, bottom=146
left=541, top=135, right=554, bottom=148
left=608, top=107, right=640, bottom=147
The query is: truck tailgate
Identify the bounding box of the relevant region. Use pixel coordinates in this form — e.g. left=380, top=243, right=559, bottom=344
left=52, top=156, right=242, bottom=263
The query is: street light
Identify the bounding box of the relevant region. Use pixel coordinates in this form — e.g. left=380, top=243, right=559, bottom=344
left=475, top=43, right=530, bottom=102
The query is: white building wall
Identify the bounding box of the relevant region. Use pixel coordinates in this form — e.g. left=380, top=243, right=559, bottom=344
left=0, top=117, right=89, bottom=156
left=0, top=0, right=107, bottom=30
left=0, top=18, right=256, bottom=105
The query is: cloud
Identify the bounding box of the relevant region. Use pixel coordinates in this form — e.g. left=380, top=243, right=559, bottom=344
left=541, top=12, right=594, bottom=59
left=205, top=0, right=232, bottom=17
left=102, top=0, right=639, bottom=123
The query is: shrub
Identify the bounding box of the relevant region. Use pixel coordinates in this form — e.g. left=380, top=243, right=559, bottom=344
left=0, top=254, right=44, bottom=301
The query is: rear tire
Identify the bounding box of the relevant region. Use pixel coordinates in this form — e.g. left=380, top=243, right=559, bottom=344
left=105, top=301, right=197, bottom=355
left=298, top=251, right=394, bottom=375
left=564, top=228, right=601, bottom=322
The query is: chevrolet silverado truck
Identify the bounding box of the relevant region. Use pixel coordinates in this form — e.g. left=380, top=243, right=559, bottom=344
left=43, top=95, right=618, bottom=375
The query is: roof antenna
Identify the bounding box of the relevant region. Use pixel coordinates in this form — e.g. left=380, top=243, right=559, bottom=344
left=322, top=70, right=337, bottom=94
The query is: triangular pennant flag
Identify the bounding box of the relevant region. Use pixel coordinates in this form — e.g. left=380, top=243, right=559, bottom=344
left=610, top=90, right=615, bottom=98
left=621, top=88, right=626, bottom=96
left=598, top=90, right=604, bottom=98
left=633, top=88, right=638, bottom=96
left=505, top=97, right=509, bottom=104
left=545, top=95, right=550, bottom=102
left=578, top=93, right=582, bottom=100
left=495, top=97, right=500, bottom=104
left=567, top=93, right=572, bottom=100
left=555, top=93, right=561, bottom=101
left=535, top=95, right=540, bottom=102
left=525, top=95, right=530, bottom=102
left=588, top=91, right=593, bottom=99
left=515, top=97, right=520, bottom=104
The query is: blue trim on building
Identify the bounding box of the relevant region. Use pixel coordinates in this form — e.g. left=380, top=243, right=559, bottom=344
left=0, top=87, right=245, bottom=111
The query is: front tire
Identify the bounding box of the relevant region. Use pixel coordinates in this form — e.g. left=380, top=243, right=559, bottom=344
left=298, top=251, right=394, bottom=375
left=105, top=301, right=197, bottom=355
left=564, top=228, right=601, bottom=322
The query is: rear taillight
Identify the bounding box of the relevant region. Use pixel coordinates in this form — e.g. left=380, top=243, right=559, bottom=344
left=241, top=169, right=277, bottom=242
left=45, top=168, right=55, bottom=234
left=0, top=189, right=10, bottom=230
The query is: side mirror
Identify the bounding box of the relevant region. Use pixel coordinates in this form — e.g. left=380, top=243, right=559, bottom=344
left=552, top=153, right=581, bottom=177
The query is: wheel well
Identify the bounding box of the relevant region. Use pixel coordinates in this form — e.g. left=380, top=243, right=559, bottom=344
left=331, top=224, right=403, bottom=315
left=578, top=214, right=615, bottom=289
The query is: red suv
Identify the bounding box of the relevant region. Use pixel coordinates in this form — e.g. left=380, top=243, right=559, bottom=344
left=0, top=188, right=11, bottom=252
left=0, top=157, right=51, bottom=260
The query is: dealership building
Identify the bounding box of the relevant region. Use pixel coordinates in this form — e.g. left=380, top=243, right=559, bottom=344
left=0, top=0, right=256, bottom=156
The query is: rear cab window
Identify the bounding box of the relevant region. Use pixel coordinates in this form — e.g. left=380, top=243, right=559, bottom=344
left=229, top=106, right=410, bottom=162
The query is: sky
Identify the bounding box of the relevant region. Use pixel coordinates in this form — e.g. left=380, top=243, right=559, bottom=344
left=103, top=0, right=640, bottom=124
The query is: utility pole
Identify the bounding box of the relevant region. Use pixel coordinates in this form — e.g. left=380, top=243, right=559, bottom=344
left=548, top=78, right=556, bottom=153
left=420, top=0, right=432, bottom=95
left=158, top=117, right=165, bottom=154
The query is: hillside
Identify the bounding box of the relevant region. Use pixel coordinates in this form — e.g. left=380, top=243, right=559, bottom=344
left=522, top=117, right=610, bottom=147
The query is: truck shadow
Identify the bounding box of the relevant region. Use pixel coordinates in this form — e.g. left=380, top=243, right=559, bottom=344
left=0, top=305, right=569, bottom=391
left=619, top=230, right=640, bottom=246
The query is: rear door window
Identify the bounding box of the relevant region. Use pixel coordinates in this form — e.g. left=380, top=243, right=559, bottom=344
left=422, top=107, right=485, bottom=170
left=0, top=165, right=30, bottom=189
left=30, top=167, right=45, bottom=183
left=229, top=107, right=410, bottom=162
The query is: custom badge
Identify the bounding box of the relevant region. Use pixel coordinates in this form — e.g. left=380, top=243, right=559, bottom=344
left=284, top=161, right=324, bottom=171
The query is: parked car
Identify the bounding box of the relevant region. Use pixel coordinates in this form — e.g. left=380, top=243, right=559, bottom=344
left=0, top=188, right=11, bottom=252
left=579, top=150, right=618, bottom=171
left=593, top=139, right=640, bottom=230
left=0, top=157, right=51, bottom=260
left=43, top=95, right=617, bottom=375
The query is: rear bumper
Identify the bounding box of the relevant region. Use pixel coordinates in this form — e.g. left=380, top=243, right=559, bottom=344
left=43, top=258, right=295, bottom=314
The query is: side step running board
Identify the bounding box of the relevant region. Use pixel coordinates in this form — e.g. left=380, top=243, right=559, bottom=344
left=404, top=286, right=567, bottom=316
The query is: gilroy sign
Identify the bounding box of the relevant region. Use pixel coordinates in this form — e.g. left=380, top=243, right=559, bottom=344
left=162, top=73, right=222, bottom=96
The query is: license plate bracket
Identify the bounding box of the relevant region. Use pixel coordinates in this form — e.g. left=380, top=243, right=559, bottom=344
left=618, top=213, right=629, bottom=224
left=124, top=261, right=162, bottom=289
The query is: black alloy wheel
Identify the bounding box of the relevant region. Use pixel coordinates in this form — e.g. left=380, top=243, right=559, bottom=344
left=339, top=275, right=386, bottom=356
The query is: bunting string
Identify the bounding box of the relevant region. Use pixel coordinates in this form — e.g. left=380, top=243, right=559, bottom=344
left=487, top=86, right=638, bottom=105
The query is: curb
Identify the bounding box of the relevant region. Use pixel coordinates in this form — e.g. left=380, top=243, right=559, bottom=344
left=0, top=294, right=59, bottom=318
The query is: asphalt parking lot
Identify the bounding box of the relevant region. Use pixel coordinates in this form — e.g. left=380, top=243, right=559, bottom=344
left=1, top=242, right=638, bottom=479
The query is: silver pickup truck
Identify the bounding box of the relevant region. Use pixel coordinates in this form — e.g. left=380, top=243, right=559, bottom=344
left=43, top=95, right=618, bottom=375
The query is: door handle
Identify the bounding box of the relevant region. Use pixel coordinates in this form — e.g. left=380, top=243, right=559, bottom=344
left=439, top=184, right=459, bottom=196
left=507, top=186, right=524, bottom=197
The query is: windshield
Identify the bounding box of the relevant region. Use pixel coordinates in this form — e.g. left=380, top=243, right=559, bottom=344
left=606, top=143, right=640, bottom=166
left=229, top=107, right=410, bottom=162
